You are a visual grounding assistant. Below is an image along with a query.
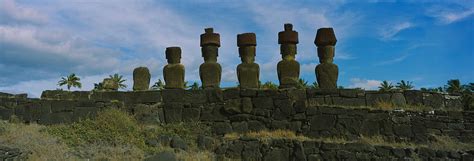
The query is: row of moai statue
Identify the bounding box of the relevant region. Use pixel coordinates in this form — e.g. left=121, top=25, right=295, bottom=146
left=103, top=24, right=339, bottom=91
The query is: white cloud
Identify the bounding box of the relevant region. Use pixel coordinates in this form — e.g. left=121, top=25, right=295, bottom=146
left=428, top=7, right=474, bottom=24
left=347, top=78, right=382, bottom=90
left=379, top=22, right=413, bottom=41
left=374, top=54, right=409, bottom=66
left=0, top=0, right=48, bottom=24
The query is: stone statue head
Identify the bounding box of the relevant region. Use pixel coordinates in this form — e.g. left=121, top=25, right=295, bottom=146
left=278, top=23, right=298, bottom=45
left=315, top=28, right=337, bottom=47
left=237, top=33, right=257, bottom=64
left=239, top=46, right=256, bottom=63
left=165, top=47, right=181, bottom=64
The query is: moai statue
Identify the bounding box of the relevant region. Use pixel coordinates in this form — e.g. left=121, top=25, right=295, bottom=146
left=199, top=28, right=222, bottom=89
left=277, top=24, right=300, bottom=88
left=237, top=33, right=260, bottom=89
left=163, top=47, right=185, bottom=89
left=102, top=78, right=118, bottom=91
left=133, top=67, right=151, bottom=91
left=314, top=28, right=338, bottom=89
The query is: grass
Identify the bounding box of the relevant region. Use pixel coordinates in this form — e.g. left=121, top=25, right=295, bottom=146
left=224, top=129, right=312, bottom=143
left=1, top=108, right=212, bottom=160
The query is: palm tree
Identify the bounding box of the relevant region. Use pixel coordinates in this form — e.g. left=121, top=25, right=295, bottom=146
left=109, top=74, right=127, bottom=89
left=58, top=73, right=82, bottom=90
left=93, top=82, right=104, bottom=91
left=378, top=80, right=394, bottom=92
left=261, top=81, right=278, bottom=90
left=461, top=82, right=473, bottom=92
left=310, top=81, right=319, bottom=89
left=446, top=79, right=462, bottom=93
left=189, top=82, right=200, bottom=90
left=396, top=80, right=414, bottom=90
left=296, top=78, right=309, bottom=89
left=151, top=79, right=165, bottom=90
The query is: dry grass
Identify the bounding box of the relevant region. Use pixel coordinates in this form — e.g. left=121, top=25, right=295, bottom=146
left=176, top=150, right=216, bottom=161
left=0, top=120, right=77, bottom=160
left=374, top=100, right=395, bottom=110
left=224, top=129, right=312, bottom=143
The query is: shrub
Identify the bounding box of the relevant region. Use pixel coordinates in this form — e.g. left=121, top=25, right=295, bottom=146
left=47, top=108, right=143, bottom=147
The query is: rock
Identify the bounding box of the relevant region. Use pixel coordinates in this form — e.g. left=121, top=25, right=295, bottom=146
left=200, top=28, right=222, bottom=89
left=145, top=151, right=177, bottom=161
left=390, top=93, right=407, bottom=106
left=310, top=115, right=336, bottom=130
left=171, top=136, right=188, bottom=150
left=277, top=24, right=300, bottom=89
left=102, top=78, right=118, bottom=91
left=132, top=67, right=151, bottom=91
left=163, top=47, right=185, bottom=89
left=315, top=28, right=338, bottom=89
left=237, top=33, right=259, bottom=89
left=197, top=135, right=215, bottom=150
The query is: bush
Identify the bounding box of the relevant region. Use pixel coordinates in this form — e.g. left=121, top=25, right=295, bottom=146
left=47, top=108, right=143, bottom=148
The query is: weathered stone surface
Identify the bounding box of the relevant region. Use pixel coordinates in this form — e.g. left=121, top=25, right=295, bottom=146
left=124, top=90, right=161, bottom=104
left=264, top=148, right=289, bottom=161
left=182, top=108, right=200, bottom=122
left=200, top=28, right=222, bottom=89
left=315, top=28, right=337, bottom=46
left=241, top=97, right=253, bottom=113
left=164, top=47, right=185, bottom=89
left=197, top=135, right=215, bottom=150
left=102, top=78, right=118, bottom=91
left=423, top=92, right=445, bottom=108
left=277, top=24, right=300, bottom=89
left=404, top=90, right=423, bottom=105
left=237, top=33, right=259, bottom=89
left=366, top=93, right=391, bottom=106
left=315, top=28, right=338, bottom=89
left=315, top=63, right=338, bottom=89
left=390, top=93, right=407, bottom=106
left=164, top=103, right=183, bottom=123
left=162, top=89, right=185, bottom=103
left=212, top=122, right=232, bottom=135
left=310, top=115, right=336, bottom=130
left=132, top=67, right=151, bottom=91
left=171, top=136, right=188, bottom=150
left=252, top=97, right=273, bottom=109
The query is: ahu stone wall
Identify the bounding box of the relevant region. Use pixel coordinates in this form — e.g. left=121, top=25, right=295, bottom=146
left=215, top=139, right=474, bottom=161
left=0, top=89, right=472, bottom=143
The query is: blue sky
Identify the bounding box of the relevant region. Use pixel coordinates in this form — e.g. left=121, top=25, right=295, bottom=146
left=0, top=0, right=473, bottom=97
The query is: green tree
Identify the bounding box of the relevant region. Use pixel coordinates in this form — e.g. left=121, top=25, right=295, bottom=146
left=189, top=82, right=200, bottom=90
left=310, top=81, right=319, bottom=89
left=463, top=83, right=474, bottom=92
left=93, top=82, right=104, bottom=91
left=296, top=78, right=309, bottom=89
left=184, top=81, right=189, bottom=89
left=378, top=80, right=394, bottom=92
left=261, top=81, right=278, bottom=90
left=58, top=73, right=82, bottom=90
left=109, top=74, right=127, bottom=89
left=396, top=80, right=414, bottom=90
left=445, top=79, right=462, bottom=93
left=151, top=79, right=165, bottom=90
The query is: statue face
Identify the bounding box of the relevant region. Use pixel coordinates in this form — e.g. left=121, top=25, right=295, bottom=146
left=167, top=54, right=181, bottom=64
left=202, top=46, right=218, bottom=62
left=317, top=46, right=335, bottom=63
left=280, top=44, right=297, bottom=56
left=239, top=46, right=256, bottom=63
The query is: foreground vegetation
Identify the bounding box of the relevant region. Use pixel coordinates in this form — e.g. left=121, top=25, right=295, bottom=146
left=0, top=109, right=213, bottom=160
left=1, top=108, right=472, bottom=160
